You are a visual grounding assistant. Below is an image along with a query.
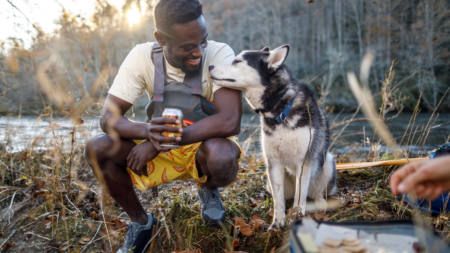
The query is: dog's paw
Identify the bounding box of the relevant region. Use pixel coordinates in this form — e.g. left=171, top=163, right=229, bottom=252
left=268, top=220, right=285, bottom=233
left=315, top=198, right=328, bottom=210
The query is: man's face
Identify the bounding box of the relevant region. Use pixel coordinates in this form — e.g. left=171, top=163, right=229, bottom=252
left=159, top=15, right=208, bottom=74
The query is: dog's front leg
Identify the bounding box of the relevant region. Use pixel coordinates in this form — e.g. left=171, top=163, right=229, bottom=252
left=267, top=158, right=285, bottom=232
left=293, top=164, right=312, bottom=218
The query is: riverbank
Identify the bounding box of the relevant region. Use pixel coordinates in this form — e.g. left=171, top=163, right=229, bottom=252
left=1, top=110, right=450, bottom=252
left=2, top=147, right=450, bottom=252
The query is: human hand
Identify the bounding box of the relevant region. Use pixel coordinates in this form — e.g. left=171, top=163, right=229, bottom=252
left=127, top=141, right=159, bottom=177
left=390, top=156, right=450, bottom=200
left=146, top=117, right=183, bottom=152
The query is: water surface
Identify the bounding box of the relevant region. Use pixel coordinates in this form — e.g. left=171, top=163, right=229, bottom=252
left=1, top=113, right=449, bottom=156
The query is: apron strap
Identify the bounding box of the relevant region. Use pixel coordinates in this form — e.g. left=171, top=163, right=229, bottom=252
left=152, top=42, right=166, bottom=102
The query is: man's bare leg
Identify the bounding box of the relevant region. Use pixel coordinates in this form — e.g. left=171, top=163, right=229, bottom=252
left=194, top=138, right=240, bottom=226
left=85, top=134, right=148, bottom=225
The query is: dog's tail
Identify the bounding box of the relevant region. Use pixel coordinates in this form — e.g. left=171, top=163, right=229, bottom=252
left=325, top=153, right=337, bottom=196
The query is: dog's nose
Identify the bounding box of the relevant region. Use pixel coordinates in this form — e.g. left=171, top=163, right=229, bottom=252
left=209, top=65, right=214, bottom=71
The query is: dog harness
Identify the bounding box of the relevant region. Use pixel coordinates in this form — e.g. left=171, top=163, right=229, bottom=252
left=254, top=87, right=295, bottom=125
left=145, top=42, right=216, bottom=123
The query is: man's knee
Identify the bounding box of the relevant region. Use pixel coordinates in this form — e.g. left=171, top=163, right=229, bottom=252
left=85, top=134, right=114, bottom=166
left=201, top=139, right=240, bottom=184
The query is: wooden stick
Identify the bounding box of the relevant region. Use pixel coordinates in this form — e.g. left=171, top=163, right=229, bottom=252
left=336, top=157, right=429, bottom=170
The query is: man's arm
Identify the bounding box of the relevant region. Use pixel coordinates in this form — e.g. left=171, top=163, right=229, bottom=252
left=100, top=94, right=181, bottom=144
left=100, top=94, right=150, bottom=139
left=179, top=87, right=242, bottom=145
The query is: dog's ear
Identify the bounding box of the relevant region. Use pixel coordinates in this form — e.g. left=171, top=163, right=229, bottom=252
left=261, top=46, right=270, bottom=52
left=267, top=45, right=289, bottom=71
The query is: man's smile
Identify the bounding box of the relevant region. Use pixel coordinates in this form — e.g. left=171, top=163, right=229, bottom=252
left=186, top=58, right=201, bottom=66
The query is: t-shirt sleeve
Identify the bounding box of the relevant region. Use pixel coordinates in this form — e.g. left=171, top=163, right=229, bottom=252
left=108, top=46, right=146, bottom=104
left=210, top=45, right=235, bottom=93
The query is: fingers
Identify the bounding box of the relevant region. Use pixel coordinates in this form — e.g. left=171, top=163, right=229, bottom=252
left=138, top=162, right=148, bottom=178
left=390, top=161, right=423, bottom=195
left=150, top=140, right=170, bottom=153
left=131, top=158, right=141, bottom=176
left=150, top=125, right=183, bottom=133
left=150, top=117, right=180, bottom=125
left=397, top=161, right=436, bottom=195
left=127, top=152, right=135, bottom=170
left=428, top=186, right=444, bottom=200
left=151, top=134, right=181, bottom=143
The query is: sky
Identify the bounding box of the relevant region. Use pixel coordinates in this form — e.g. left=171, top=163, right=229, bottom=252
left=0, top=0, right=126, bottom=49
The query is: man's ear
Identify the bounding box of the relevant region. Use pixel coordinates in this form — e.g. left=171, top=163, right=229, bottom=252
left=154, top=31, right=167, bottom=46
left=267, top=45, right=289, bottom=71
left=261, top=46, right=270, bottom=52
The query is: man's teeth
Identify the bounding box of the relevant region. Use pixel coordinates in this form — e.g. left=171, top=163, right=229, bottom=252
left=187, top=59, right=200, bottom=63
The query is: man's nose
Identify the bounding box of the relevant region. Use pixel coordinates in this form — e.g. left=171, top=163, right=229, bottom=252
left=192, top=45, right=204, bottom=58
left=209, top=65, right=214, bottom=71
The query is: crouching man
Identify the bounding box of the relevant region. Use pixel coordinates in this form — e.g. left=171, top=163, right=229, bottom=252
left=84, top=0, right=242, bottom=252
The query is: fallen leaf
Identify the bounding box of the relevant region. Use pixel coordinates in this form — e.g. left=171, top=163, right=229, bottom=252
left=2, top=242, right=15, bottom=251
left=268, top=210, right=274, bottom=217
left=90, top=211, right=99, bottom=220
left=314, top=211, right=325, bottom=220
left=79, top=237, right=90, bottom=245
left=84, top=67, right=88, bottom=72
left=232, top=238, right=241, bottom=249
left=113, top=218, right=127, bottom=232
left=249, top=198, right=261, bottom=207
left=250, top=214, right=266, bottom=231
left=35, top=178, right=46, bottom=190
left=270, top=246, right=276, bottom=253
left=232, top=217, right=254, bottom=236
left=172, top=187, right=180, bottom=194
left=43, top=216, right=57, bottom=229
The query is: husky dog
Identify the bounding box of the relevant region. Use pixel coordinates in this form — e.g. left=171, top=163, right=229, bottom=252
left=209, top=45, right=337, bottom=230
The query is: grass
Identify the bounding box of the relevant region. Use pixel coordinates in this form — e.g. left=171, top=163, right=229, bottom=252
left=1, top=115, right=450, bottom=253
left=1, top=65, right=450, bottom=252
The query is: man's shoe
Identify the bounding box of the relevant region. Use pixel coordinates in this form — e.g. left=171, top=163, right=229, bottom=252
left=198, top=187, right=226, bottom=227
left=117, top=213, right=161, bottom=253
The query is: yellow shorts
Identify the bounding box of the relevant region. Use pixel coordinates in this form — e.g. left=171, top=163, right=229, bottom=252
left=127, top=136, right=242, bottom=191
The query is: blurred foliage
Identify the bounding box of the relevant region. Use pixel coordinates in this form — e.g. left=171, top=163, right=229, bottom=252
left=0, top=0, right=449, bottom=117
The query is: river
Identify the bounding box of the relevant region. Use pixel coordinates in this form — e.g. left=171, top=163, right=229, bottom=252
left=1, top=113, right=449, bottom=156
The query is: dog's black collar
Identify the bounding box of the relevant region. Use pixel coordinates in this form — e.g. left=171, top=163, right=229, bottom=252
left=254, top=88, right=289, bottom=114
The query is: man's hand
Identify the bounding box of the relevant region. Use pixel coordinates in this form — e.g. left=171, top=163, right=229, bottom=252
left=390, top=156, right=450, bottom=200
left=127, top=141, right=159, bottom=177
left=146, top=117, right=184, bottom=152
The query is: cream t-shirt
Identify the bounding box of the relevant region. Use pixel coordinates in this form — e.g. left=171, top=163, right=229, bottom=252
left=108, top=40, right=235, bottom=104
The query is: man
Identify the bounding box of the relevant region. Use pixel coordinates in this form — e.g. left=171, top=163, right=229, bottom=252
left=85, top=0, right=242, bottom=252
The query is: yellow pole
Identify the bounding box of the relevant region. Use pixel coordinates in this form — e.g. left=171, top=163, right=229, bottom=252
left=336, top=157, right=429, bottom=170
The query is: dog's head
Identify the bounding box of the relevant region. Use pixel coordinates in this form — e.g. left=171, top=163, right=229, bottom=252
left=209, top=45, right=291, bottom=109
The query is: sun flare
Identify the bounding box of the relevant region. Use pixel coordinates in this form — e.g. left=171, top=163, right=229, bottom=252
left=126, top=7, right=141, bottom=26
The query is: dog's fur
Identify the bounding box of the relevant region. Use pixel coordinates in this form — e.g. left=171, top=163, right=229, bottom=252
left=210, top=45, right=337, bottom=230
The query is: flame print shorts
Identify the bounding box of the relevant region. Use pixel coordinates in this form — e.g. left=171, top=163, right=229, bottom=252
left=126, top=136, right=242, bottom=191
